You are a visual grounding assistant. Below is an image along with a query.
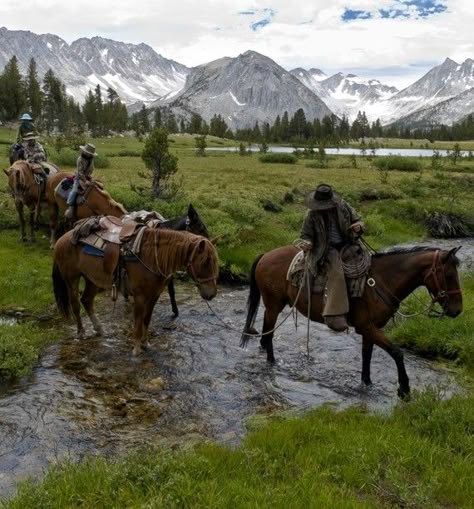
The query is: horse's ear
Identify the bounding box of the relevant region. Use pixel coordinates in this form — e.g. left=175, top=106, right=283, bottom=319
left=443, top=246, right=461, bottom=263
left=188, top=203, right=197, bottom=218
left=198, top=238, right=207, bottom=252
left=3, top=169, right=10, bottom=177
left=210, top=236, right=222, bottom=245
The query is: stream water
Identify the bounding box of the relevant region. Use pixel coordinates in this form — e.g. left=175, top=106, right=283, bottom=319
left=0, top=239, right=472, bottom=497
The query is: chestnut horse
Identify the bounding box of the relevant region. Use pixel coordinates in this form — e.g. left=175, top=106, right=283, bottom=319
left=241, top=246, right=463, bottom=398
left=45, top=172, right=127, bottom=247
left=52, top=228, right=219, bottom=355
left=3, top=162, right=126, bottom=245
left=3, top=160, right=60, bottom=242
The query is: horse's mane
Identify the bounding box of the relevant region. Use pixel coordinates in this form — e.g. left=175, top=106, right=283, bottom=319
left=373, top=246, right=460, bottom=266
left=94, top=184, right=127, bottom=214
left=140, top=228, right=218, bottom=276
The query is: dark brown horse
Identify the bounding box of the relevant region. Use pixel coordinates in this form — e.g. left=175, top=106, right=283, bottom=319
left=52, top=228, right=219, bottom=355
left=241, top=246, right=463, bottom=397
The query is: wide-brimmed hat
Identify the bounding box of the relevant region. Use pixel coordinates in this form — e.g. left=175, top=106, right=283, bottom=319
left=304, top=184, right=338, bottom=210
left=20, top=113, right=32, bottom=121
left=23, top=132, right=38, bottom=141
left=80, top=143, right=98, bottom=157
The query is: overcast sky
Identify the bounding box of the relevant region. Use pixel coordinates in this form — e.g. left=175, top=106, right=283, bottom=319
left=1, top=0, right=472, bottom=89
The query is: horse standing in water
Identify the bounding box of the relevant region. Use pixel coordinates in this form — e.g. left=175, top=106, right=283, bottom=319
left=53, top=228, right=219, bottom=355
left=241, top=246, right=462, bottom=398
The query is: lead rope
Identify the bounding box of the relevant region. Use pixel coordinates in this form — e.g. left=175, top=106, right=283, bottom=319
left=306, top=254, right=311, bottom=359
left=205, top=255, right=310, bottom=339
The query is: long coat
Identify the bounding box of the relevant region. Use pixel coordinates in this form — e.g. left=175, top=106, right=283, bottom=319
left=300, top=197, right=362, bottom=268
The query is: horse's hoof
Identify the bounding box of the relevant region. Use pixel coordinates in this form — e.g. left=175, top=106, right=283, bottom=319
left=397, top=387, right=411, bottom=400
left=94, top=328, right=104, bottom=337
left=362, top=378, right=373, bottom=387
left=132, top=346, right=142, bottom=357
left=267, top=357, right=276, bottom=364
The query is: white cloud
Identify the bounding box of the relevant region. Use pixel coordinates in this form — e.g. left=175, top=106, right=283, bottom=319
left=1, top=0, right=473, bottom=87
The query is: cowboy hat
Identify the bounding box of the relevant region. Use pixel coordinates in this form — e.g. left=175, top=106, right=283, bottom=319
left=22, top=132, right=38, bottom=141
left=304, top=184, right=339, bottom=210
left=20, top=113, right=33, bottom=121
left=79, top=143, right=98, bottom=157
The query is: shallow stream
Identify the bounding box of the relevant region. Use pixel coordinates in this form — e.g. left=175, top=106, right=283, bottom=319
left=0, top=239, right=472, bottom=497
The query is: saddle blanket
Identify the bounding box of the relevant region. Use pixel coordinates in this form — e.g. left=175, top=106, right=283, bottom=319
left=287, top=250, right=368, bottom=298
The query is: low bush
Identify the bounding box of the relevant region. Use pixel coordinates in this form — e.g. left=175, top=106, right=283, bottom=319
left=49, top=148, right=111, bottom=169
left=425, top=211, right=472, bottom=238
left=259, top=153, right=297, bottom=164
left=373, top=156, right=422, bottom=172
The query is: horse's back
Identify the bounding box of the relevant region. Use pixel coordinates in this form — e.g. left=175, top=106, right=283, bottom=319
left=256, top=245, right=299, bottom=294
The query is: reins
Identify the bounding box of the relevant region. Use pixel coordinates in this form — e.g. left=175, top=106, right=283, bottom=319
left=369, top=249, right=462, bottom=319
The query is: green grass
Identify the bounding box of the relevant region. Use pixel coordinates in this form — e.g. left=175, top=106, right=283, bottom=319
left=0, top=321, right=62, bottom=379
left=390, top=274, right=474, bottom=371
left=259, top=153, right=298, bottom=164
left=373, top=156, right=422, bottom=172
left=6, top=388, right=474, bottom=508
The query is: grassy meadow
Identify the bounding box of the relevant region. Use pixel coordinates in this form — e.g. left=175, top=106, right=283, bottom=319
left=1, top=128, right=474, bottom=506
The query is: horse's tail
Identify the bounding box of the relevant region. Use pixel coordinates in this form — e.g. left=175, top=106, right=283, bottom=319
left=240, top=254, right=264, bottom=348
left=52, top=262, right=71, bottom=318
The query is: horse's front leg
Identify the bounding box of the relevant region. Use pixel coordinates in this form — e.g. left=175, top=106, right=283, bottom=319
left=68, top=277, right=85, bottom=339
left=143, top=294, right=159, bottom=349
left=132, top=295, right=146, bottom=356
left=28, top=207, right=36, bottom=242
left=167, top=278, right=179, bottom=317
left=15, top=199, right=26, bottom=242
left=364, top=325, right=410, bottom=398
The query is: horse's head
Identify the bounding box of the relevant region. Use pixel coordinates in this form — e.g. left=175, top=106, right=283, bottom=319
left=3, top=161, right=30, bottom=197
left=423, top=247, right=463, bottom=318
left=187, top=237, right=219, bottom=300
left=186, top=204, right=209, bottom=238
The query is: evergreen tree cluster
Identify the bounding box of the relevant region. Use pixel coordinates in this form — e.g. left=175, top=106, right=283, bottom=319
left=0, top=56, right=128, bottom=135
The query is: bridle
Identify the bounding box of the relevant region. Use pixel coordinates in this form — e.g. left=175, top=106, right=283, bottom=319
left=423, top=249, right=462, bottom=309
left=187, top=239, right=217, bottom=286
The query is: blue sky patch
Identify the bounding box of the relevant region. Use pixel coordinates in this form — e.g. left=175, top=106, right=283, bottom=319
left=342, top=9, right=373, bottom=21
left=251, top=19, right=271, bottom=31
left=249, top=8, right=276, bottom=31
left=342, top=0, right=447, bottom=22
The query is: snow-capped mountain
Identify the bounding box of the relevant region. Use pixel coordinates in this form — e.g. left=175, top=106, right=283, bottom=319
left=0, top=27, right=189, bottom=104
left=390, top=87, right=474, bottom=127
left=379, top=58, right=474, bottom=124
left=291, top=69, right=398, bottom=121
left=159, top=51, right=334, bottom=130
left=2, top=27, right=474, bottom=127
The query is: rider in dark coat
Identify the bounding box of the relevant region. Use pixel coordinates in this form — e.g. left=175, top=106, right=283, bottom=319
left=17, top=113, right=35, bottom=143
left=298, top=184, right=365, bottom=332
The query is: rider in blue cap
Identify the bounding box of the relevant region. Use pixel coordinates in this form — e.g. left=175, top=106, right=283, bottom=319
left=17, top=113, right=35, bottom=143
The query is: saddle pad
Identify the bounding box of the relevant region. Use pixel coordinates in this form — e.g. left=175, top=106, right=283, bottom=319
left=287, top=250, right=306, bottom=281
left=82, top=244, right=104, bottom=257
left=80, top=233, right=107, bottom=251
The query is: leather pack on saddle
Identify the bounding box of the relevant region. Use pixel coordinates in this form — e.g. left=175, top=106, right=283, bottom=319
left=287, top=243, right=371, bottom=298
left=30, top=162, right=58, bottom=186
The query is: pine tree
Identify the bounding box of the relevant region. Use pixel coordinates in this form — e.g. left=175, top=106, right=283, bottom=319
left=153, top=108, right=162, bottom=129
left=83, top=90, right=99, bottom=134
left=141, top=128, right=178, bottom=198
left=26, top=58, right=42, bottom=121
left=0, top=56, right=25, bottom=121
left=280, top=111, right=289, bottom=142
left=42, top=68, right=66, bottom=134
